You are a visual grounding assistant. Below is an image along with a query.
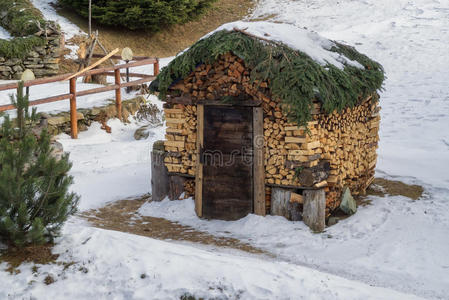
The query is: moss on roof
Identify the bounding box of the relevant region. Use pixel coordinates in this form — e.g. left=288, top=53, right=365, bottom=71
left=151, top=28, right=384, bottom=126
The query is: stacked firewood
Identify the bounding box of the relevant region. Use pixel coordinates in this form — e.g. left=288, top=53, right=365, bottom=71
left=163, top=105, right=197, bottom=175
left=317, top=95, right=380, bottom=210
left=162, top=52, right=380, bottom=214
left=184, top=180, right=195, bottom=198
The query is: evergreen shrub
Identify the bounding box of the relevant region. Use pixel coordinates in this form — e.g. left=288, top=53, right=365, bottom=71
left=0, top=0, right=46, bottom=36
left=151, top=30, right=385, bottom=127
left=0, top=83, right=79, bottom=247
left=58, top=0, right=217, bottom=31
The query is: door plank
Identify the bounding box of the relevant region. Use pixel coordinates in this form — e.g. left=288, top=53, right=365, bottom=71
left=253, top=106, right=266, bottom=216
left=202, top=106, right=254, bottom=220
left=194, top=104, right=204, bottom=217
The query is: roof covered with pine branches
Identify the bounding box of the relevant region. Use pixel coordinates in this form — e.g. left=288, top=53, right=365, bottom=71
left=151, top=21, right=385, bottom=126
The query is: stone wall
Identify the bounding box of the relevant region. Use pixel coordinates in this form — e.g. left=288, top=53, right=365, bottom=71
left=0, top=30, right=61, bottom=80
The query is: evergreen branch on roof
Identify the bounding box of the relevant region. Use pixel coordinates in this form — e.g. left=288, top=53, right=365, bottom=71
left=152, top=30, right=384, bottom=127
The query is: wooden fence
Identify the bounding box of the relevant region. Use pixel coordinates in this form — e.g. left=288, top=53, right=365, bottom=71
left=0, top=57, right=159, bottom=138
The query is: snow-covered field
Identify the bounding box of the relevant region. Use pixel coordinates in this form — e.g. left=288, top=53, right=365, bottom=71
left=1, top=0, right=449, bottom=299
left=0, top=25, right=11, bottom=40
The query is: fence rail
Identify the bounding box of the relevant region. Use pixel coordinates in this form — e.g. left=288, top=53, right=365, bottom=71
left=0, top=57, right=159, bottom=139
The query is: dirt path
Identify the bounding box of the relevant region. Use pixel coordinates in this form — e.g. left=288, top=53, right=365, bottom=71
left=81, top=196, right=269, bottom=256
left=57, top=0, right=254, bottom=58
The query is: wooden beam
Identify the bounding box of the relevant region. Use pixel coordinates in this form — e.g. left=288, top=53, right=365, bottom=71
left=303, top=189, right=326, bottom=232
left=166, top=95, right=194, bottom=105
left=253, top=106, right=265, bottom=216
left=197, top=99, right=262, bottom=107
left=92, top=54, right=154, bottom=61
left=64, top=48, right=119, bottom=81
left=69, top=78, right=78, bottom=139
left=114, top=69, right=122, bottom=120
left=195, top=104, right=204, bottom=217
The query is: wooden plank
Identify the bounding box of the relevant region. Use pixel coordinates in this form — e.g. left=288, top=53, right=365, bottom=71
left=202, top=154, right=253, bottom=220
left=253, top=106, right=265, bottom=216
left=77, top=85, right=119, bottom=97
left=165, top=118, right=185, bottom=124
left=164, top=108, right=184, bottom=114
left=164, top=141, right=185, bottom=148
left=266, top=183, right=319, bottom=190
left=195, top=104, right=204, bottom=217
left=303, top=189, right=326, bottom=232
left=92, top=53, right=154, bottom=61
left=198, top=99, right=262, bottom=107
left=69, top=78, right=78, bottom=139
left=270, top=188, right=301, bottom=221
left=201, top=106, right=254, bottom=220
left=151, top=150, right=169, bottom=201
left=203, top=106, right=253, bottom=155
left=101, top=72, right=150, bottom=78
left=114, top=69, right=122, bottom=120
left=285, top=137, right=307, bottom=144
left=65, top=48, right=119, bottom=81
left=168, top=175, right=187, bottom=200
left=166, top=95, right=193, bottom=105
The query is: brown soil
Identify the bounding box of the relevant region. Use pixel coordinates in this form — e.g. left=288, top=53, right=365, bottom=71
left=0, top=244, right=58, bottom=274
left=56, top=0, right=254, bottom=58
left=365, top=178, right=424, bottom=200
left=81, top=195, right=268, bottom=256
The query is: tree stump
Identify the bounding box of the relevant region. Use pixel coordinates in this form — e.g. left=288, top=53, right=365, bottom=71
left=271, top=187, right=302, bottom=221
left=303, top=189, right=326, bottom=232
left=151, top=143, right=169, bottom=201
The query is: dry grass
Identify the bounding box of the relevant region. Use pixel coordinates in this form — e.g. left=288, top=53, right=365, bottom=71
left=366, top=178, right=424, bottom=200
left=81, top=195, right=268, bottom=255
left=56, top=0, right=255, bottom=58
left=0, top=244, right=58, bottom=274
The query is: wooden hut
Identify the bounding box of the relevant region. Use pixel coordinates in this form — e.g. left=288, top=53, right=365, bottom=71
left=150, top=22, right=384, bottom=228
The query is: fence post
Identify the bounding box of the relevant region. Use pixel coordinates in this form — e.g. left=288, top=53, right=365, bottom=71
left=69, top=77, right=78, bottom=139
left=115, top=68, right=122, bottom=120
left=154, top=58, right=159, bottom=76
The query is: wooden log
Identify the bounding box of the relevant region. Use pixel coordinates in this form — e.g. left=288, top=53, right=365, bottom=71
left=303, top=189, right=326, bottom=232
left=290, top=192, right=303, bottom=204
left=253, top=106, right=266, bottom=216
left=168, top=175, right=187, bottom=200
left=69, top=78, right=78, bottom=139
left=271, top=188, right=302, bottom=221
left=65, top=48, right=119, bottom=81
left=297, top=161, right=330, bottom=187
left=151, top=149, right=169, bottom=202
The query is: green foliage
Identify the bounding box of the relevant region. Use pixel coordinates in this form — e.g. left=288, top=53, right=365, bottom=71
left=0, top=36, right=46, bottom=59
left=293, top=167, right=304, bottom=180
left=0, top=0, right=46, bottom=36
left=152, top=30, right=385, bottom=127
left=0, top=82, right=79, bottom=248
left=58, top=0, right=216, bottom=31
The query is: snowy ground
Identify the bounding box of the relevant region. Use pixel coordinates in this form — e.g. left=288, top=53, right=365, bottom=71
left=31, top=0, right=85, bottom=58
left=251, top=0, right=449, bottom=189
left=1, top=0, right=449, bottom=299
left=0, top=25, right=11, bottom=40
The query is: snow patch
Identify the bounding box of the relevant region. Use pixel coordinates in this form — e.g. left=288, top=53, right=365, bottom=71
left=0, top=26, right=11, bottom=40
left=206, top=21, right=363, bottom=69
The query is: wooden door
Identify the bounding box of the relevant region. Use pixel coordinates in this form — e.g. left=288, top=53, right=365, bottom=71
left=199, top=105, right=254, bottom=220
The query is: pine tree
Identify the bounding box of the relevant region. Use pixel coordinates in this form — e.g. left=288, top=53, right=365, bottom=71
left=0, top=82, right=79, bottom=247
left=58, top=0, right=217, bottom=31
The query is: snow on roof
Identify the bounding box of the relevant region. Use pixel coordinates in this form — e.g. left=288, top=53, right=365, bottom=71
left=206, top=21, right=363, bottom=70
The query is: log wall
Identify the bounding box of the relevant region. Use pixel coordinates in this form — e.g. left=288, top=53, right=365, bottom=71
left=162, top=52, right=380, bottom=215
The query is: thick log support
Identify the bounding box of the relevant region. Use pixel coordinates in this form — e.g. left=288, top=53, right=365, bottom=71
left=303, top=189, right=326, bottom=232
left=151, top=142, right=169, bottom=202
left=271, top=188, right=302, bottom=221
left=114, top=69, right=122, bottom=120
left=69, top=77, right=78, bottom=139
left=168, top=175, right=187, bottom=200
